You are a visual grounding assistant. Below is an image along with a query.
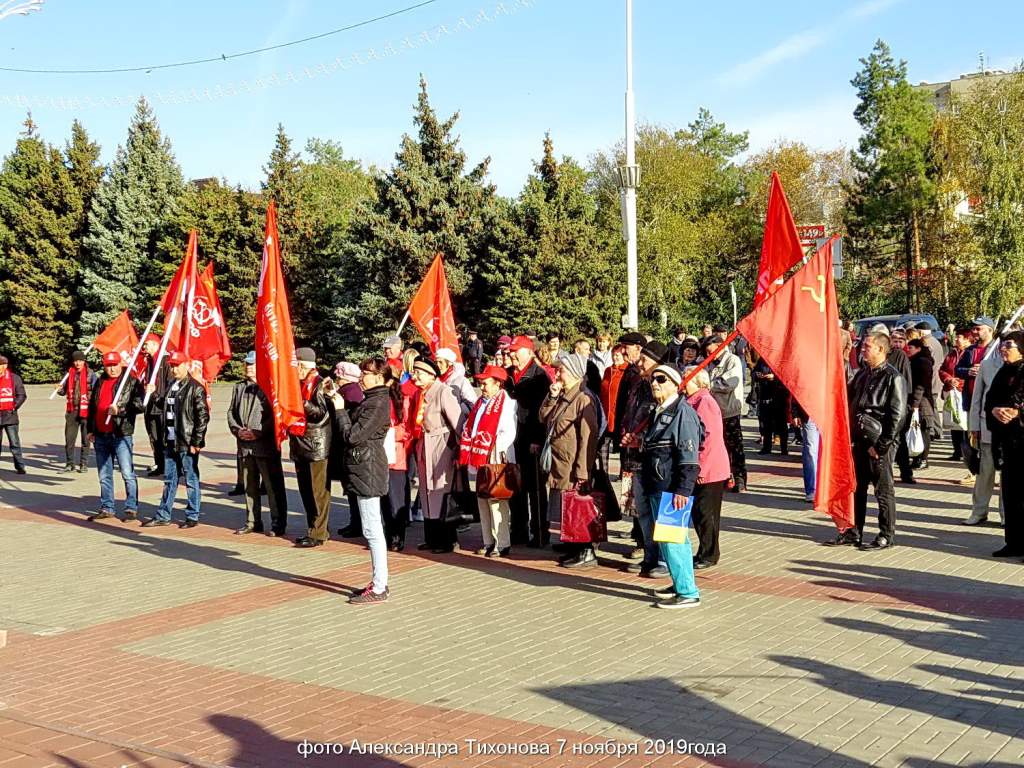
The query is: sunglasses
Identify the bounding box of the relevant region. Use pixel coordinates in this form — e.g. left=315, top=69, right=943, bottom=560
left=651, top=374, right=672, bottom=384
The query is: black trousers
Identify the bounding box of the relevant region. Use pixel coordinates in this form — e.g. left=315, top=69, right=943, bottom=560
left=692, top=480, right=725, bottom=564
left=853, top=443, right=897, bottom=540
left=1001, top=464, right=1023, bottom=553
left=722, top=416, right=747, bottom=483
left=950, top=429, right=965, bottom=458
left=0, top=423, right=24, bottom=469
left=145, top=411, right=164, bottom=472
left=382, top=468, right=410, bottom=544
left=242, top=453, right=287, bottom=533
left=758, top=404, right=789, bottom=454
left=509, top=439, right=548, bottom=545
left=64, top=413, right=89, bottom=466
left=294, top=458, right=330, bottom=542
left=896, top=416, right=931, bottom=478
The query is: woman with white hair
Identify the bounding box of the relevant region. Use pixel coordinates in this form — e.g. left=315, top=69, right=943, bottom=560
left=435, top=347, right=479, bottom=415
left=683, top=366, right=731, bottom=570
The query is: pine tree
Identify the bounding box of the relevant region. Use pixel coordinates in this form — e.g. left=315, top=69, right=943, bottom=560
left=336, top=76, right=503, bottom=356
left=63, top=120, right=103, bottom=341
left=261, top=124, right=302, bottom=273
left=479, top=133, right=619, bottom=338
left=78, top=97, right=184, bottom=342
left=844, top=40, right=935, bottom=312
left=0, top=116, right=81, bottom=382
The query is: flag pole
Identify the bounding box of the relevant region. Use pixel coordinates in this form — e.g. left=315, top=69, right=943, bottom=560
left=106, top=305, right=161, bottom=425
left=142, top=305, right=177, bottom=409
left=1000, top=304, right=1024, bottom=335
left=49, top=343, right=94, bottom=399
left=395, top=309, right=411, bottom=337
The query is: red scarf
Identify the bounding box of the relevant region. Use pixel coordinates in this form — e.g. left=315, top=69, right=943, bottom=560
left=459, top=390, right=506, bottom=467
left=0, top=369, right=14, bottom=411
left=301, top=372, right=320, bottom=402
left=66, top=365, right=90, bottom=419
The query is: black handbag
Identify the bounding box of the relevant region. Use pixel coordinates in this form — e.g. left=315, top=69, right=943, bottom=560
left=443, top=467, right=479, bottom=526
left=856, top=413, right=883, bottom=445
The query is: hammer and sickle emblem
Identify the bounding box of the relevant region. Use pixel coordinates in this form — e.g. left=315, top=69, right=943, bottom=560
left=800, top=275, right=826, bottom=313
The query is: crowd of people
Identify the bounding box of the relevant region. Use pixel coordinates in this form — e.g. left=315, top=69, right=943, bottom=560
left=0, top=314, right=1021, bottom=610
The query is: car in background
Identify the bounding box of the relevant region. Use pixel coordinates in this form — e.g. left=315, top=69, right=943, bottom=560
left=853, top=313, right=945, bottom=343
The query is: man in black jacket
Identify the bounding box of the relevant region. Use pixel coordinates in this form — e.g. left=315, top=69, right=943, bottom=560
left=86, top=352, right=145, bottom=521
left=59, top=350, right=97, bottom=473
left=505, top=335, right=551, bottom=546
left=228, top=350, right=287, bottom=536
left=0, top=354, right=28, bottom=474
left=142, top=334, right=170, bottom=477
left=829, top=332, right=907, bottom=550
left=463, top=330, right=485, bottom=377
left=291, top=347, right=333, bottom=548
left=144, top=351, right=209, bottom=528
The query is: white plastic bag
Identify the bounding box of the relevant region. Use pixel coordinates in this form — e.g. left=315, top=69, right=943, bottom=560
left=906, top=409, right=926, bottom=457
left=383, top=427, right=397, bottom=465
left=943, top=389, right=968, bottom=431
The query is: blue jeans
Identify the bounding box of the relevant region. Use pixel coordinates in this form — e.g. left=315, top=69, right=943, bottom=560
left=156, top=446, right=201, bottom=521
left=660, top=538, right=699, bottom=599
left=801, top=420, right=820, bottom=497
left=636, top=491, right=667, bottom=570
left=358, top=496, right=389, bottom=593
left=94, top=433, right=138, bottom=513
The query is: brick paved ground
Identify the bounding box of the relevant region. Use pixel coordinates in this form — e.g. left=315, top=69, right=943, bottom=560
left=1, top=384, right=1021, bottom=767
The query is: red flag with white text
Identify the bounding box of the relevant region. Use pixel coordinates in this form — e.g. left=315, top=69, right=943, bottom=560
left=188, top=262, right=232, bottom=382
left=407, top=253, right=461, bottom=359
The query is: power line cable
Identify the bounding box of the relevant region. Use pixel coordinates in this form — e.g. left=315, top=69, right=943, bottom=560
left=0, top=0, right=441, bottom=74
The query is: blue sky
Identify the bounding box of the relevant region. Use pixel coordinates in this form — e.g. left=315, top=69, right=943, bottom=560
left=0, top=0, right=1020, bottom=195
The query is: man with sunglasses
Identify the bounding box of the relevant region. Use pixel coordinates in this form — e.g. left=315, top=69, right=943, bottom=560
left=984, top=330, right=1024, bottom=559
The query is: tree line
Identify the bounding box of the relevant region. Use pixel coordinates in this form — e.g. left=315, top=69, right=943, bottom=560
left=1, top=43, right=1021, bottom=383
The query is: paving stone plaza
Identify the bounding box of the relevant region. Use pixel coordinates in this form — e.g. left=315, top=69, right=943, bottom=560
left=1, top=385, right=1021, bottom=767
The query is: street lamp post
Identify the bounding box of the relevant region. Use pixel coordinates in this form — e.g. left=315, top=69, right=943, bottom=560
left=617, top=0, right=640, bottom=330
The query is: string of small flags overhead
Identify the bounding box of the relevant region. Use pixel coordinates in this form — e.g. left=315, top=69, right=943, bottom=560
left=0, top=0, right=536, bottom=111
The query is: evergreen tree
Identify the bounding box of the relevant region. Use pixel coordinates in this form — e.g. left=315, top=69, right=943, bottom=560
left=78, top=97, right=184, bottom=342
left=0, top=116, right=81, bottom=382
left=844, top=40, right=935, bottom=311
left=336, top=76, right=503, bottom=356
left=63, top=120, right=103, bottom=341
left=480, top=133, right=619, bottom=338
left=261, top=123, right=302, bottom=273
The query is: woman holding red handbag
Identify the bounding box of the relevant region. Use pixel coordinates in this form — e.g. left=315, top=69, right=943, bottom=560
left=458, top=365, right=519, bottom=557
left=539, top=353, right=601, bottom=569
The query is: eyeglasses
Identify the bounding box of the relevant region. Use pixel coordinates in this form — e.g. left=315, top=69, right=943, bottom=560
left=1000, top=341, right=1017, bottom=350
left=650, top=375, right=671, bottom=384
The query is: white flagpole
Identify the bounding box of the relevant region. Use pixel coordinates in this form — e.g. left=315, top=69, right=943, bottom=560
left=50, top=343, right=94, bottom=399
left=142, top=305, right=177, bottom=409
left=395, top=309, right=411, bottom=337
left=106, top=305, right=162, bottom=423
left=1000, top=304, right=1024, bottom=335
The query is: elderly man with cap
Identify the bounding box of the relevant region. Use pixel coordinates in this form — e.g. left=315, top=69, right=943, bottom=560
left=957, top=316, right=1000, bottom=417
left=411, top=355, right=464, bottom=552
left=289, top=347, right=333, bottom=547
left=436, top=347, right=479, bottom=414
left=914, top=321, right=945, bottom=426
left=458, top=363, right=518, bottom=556
left=143, top=351, right=209, bottom=528
left=965, top=318, right=1006, bottom=526
left=141, top=333, right=170, bottom=477
left=383, top=335, right=404, bottom=379
left=0, top=354, right=27, bottom=474
left=505, top=334, right=553, bottom=546
left=705, top=334, right=747, bottom=493
left=58, top=349, right=98, bottom=473
left=228, top=351, right=287, bottom=536
left=86, top=351, right=145, bottom=521
left=463, top=330, right=485, bottom=378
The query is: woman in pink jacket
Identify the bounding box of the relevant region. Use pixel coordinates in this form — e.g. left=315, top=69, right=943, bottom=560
left=684, top=366, right=732, bottom=569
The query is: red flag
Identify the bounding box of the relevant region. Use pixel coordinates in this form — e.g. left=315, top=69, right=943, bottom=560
left=188, top=262, right=232, bottom=382
left=160, top=229, right=200, bottom=352
left=737, top=236, right=855, bottom=530
left=753, top=171, right=805, bottom=308
left=92, top=310, right=145, bottom=379
left=408, top=253, right=461, bottom=359
left=255, top=201, right=305, bottom=445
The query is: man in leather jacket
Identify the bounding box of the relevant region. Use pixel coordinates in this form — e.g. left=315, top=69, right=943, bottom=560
left=86, top=352, right=145, bottom=522
left=291, top=347, right=333, bottom=548
left=828, top=332, right=906, bottom=549
left=144, top=351, right=209, bottom=528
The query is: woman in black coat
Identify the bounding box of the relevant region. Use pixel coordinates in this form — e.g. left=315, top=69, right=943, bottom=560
left=898, top=339, right=936, bottom=481
left=985, top=330, right=1024, bottom=557
left=331, top=358, right=395, bottom=605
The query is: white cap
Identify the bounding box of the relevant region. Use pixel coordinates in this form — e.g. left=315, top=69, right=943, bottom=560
left=435, top=348, right=457, bottom=363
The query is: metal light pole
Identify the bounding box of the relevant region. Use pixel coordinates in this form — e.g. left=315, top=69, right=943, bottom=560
left=617, top=0, right=640, bottom=330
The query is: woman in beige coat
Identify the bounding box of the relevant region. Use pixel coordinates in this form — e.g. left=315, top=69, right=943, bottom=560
left=539, top=353, right=600, bottom=569
left=411, top=357, right=464, bottom=553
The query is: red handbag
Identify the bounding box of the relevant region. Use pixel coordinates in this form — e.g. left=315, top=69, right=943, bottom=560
left=558, top=489, right=608, bottom=543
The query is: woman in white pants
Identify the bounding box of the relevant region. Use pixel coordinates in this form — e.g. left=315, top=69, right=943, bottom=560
left=332, top=358, right=397, bottom=605
left=458, top=365, right=518, bottom=557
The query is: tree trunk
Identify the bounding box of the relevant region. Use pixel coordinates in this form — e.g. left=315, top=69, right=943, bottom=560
left=904, top=224, right=914, bottom=313
left=912, top=210, right=922, bottom=313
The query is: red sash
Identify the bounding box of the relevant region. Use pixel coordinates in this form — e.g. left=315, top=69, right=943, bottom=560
left=66, top=366, right=90, bottom=419
left=301, top=372, right=320, bottom=402
left=458, top=391, right=506, bottom=467
left=0, top=370, right=14, bottom=411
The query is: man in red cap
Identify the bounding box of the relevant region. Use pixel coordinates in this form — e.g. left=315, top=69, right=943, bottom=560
left=86, top=352, right=145, bottom=521
left=143, top=351, right=209, bottom=528
left=505, top=335, right=552, bottom=547
left=142, top=333, right=170, bottom=478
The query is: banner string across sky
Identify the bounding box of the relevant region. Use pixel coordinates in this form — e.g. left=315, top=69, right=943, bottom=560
left=0, top=0, right=538, bottom=111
